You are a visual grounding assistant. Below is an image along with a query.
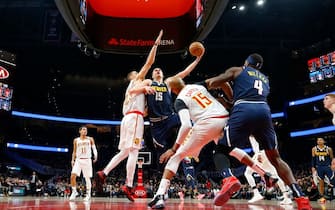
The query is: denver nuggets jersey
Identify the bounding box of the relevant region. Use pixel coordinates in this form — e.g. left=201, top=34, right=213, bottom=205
left=75, top=137, right=92, bottom=159
left=176, top=84, right=228, bottom=122
left=122, top=80, right=145, bottom=115
left=147, top=81, right=174, bottom=118
left=233, top=66, right=270, bottom=102
left=315, top=146, right=331, bottom=166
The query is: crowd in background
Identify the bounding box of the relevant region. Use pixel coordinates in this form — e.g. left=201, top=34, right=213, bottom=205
left=0, top=162, right=331, bottom=202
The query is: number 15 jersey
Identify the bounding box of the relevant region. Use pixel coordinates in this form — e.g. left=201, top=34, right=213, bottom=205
left=176, top=84, right=228, bottom=123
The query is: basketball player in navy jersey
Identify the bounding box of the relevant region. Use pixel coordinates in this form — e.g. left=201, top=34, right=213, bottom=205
left=311, top=137, right=333, bottom=203
left=205, top=53, right=312, bottom=209
left=144, top=49, right=204, bottom=197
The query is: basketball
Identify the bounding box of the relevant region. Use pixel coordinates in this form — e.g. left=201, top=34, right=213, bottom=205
left=189, top=41, right=205, bottom=57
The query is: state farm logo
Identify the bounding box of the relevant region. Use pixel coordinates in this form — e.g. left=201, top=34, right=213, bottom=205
left=108, top=38, right=175, bottom=47
left=0, top=66, right=9, bottom=79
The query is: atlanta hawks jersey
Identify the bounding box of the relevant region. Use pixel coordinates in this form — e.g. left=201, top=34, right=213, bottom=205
left=176, top=84, right=228, bottom=122
left=75, top=137, right=92, bottom=159
left=122, top=80, right=145, bottom=115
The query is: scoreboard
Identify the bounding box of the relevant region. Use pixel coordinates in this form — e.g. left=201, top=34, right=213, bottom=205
left=308, top=51, right=335, bottom=83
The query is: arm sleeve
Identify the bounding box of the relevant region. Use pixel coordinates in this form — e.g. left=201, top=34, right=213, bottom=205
left=174, top=99, right=188, bottom=112
left=175, top=108, right=192, bottom=145
left=92, top=144, right=98, bottom=160
left=311, top=156, right=317, bottom=168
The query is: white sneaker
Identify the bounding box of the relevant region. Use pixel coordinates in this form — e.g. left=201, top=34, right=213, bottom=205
left=248, top=192, right=263, bottom=203
left=83, top=195, right=91, bottom=202
left=148, top=195, right=165, bottom=208
left=280, top=197, right=293, bottom=205
left=69, top=201, right=77, bottom=209
left=150, top=197, right=165, bottom=209
left=69, top=191, right=78, bottom=201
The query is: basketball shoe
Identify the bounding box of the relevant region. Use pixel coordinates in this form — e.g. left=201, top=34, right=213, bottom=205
left=213, top=176, right=241, bottom=206
left=295, top=197, right=312, bottom=210
left=148, top=194, right=165, bottom=209
left=95, top=171, right=106, bottom=193
left=248, top=190, right=263, bottom=203
left=69, top=190, right=78, bottom=201
left=121, top=185, right=135, bottom=202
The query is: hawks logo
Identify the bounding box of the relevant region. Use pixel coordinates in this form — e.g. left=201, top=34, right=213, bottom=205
left=0, top=66, right=9, bottom=79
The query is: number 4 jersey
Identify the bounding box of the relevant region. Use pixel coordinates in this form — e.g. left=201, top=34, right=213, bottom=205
left=175, top=84, right=228, bottom=123
left=233, top=66, right=270, bottom=102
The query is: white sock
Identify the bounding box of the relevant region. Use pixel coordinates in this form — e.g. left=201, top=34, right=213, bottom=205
left=126, top=149, right=139, bottom=188
left=72, top=187, right=77, bottom=192
left=156, top=179, right=170, bottom=195
left=253, top=188, right=260, bottom=195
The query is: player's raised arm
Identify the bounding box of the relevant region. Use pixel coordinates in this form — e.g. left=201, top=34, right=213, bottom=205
left=136, top=30, right=163, bottom=81
left=173, top=52, right=204, bottom=80
left=206, top=66, right=241, bottom=89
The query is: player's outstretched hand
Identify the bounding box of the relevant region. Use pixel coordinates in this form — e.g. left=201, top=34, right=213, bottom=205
left=145, top=86, right=156, bottom=95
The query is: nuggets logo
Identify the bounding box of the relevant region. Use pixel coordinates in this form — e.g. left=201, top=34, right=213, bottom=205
left=134, top=138, right=140, bottom=145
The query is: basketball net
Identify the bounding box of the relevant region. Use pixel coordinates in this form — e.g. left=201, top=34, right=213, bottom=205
left=137, top=159, right=144, bottom=169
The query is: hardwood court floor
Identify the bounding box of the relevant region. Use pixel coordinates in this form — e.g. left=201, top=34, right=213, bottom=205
left=0, top=196, right=333, bottom=209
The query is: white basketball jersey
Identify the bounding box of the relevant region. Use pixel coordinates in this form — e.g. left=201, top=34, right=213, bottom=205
left=75, top=137, right=92, bottom=159
left=177, top=84, right=229, bottom=122
left=122, top=80, right=145, bottom=115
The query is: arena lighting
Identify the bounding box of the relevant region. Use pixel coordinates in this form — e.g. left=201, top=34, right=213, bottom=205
left=289, top=91, right=335, bottom=106
left=243, top=148, right=253, bottom=153
left=11, top=110, right=150, bottom=125
left=6, top=143, right=69, bottom=153
left=239, top=5, right=245, bottom=11
left=290, top=125, right=335, bottom=138
left=256, top=0, right=265, bottom=6
left=271, top=112, right=284, bottom=119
